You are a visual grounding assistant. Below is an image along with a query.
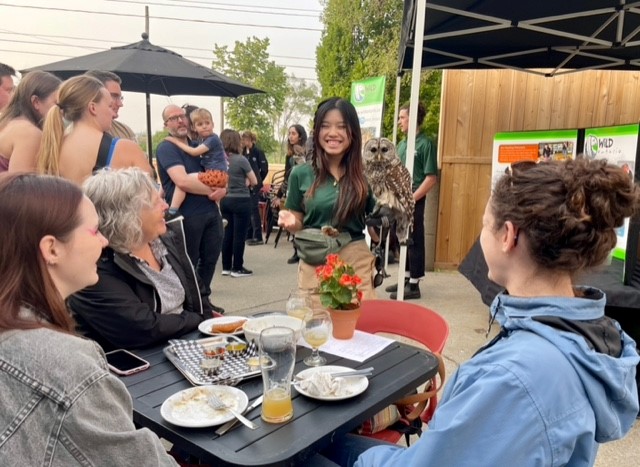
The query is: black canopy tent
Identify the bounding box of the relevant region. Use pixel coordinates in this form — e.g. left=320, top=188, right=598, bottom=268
left=399, top=0, right=640, bottom=76
left=391, top=0, right=640, bottom=299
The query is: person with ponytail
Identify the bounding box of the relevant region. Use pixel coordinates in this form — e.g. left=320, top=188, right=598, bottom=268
left=36, top=75, right=152, bottom=185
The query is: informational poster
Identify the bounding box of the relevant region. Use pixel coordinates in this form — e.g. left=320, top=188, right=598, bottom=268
left=491, top=129, right=579, bottom=185
left=350, top=76, right=386, bottom=144
left=583, top=124, right=640, bottom=260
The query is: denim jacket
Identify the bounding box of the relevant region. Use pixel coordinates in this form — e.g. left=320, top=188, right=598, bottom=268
left=0, top=321, right=177, bottom=466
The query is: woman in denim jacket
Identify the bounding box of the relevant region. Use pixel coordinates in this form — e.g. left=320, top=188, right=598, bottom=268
left=0, top=173, right=177, bottom=466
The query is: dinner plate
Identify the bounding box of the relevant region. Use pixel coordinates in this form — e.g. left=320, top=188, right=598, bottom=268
left=294, top=365, right=369, bottom=401
left=199, top=316, right=249, bottom=336
left=160, top=385, right=249, bottom=428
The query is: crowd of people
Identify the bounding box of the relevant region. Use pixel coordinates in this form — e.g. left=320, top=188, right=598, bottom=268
left=0, top=62, right=638, bottom=466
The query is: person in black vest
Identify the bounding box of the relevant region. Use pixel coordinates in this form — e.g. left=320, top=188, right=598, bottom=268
left=242, top=130, right=268, bottom=245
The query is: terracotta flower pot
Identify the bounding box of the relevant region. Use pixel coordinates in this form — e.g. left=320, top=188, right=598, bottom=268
left=328, top=306, right=361, bottom=339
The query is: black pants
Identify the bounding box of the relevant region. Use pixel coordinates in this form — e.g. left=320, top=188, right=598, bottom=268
left=182, top=208, right=223, bottom=296
left=246, top=189, right=263, bottom=241
left=406, top=196, right=426, bottom=279
left=221, top=196, right=252, bottom=271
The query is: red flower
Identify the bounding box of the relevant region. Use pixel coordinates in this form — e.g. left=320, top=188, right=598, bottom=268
left=316, top=254, right=364, bottom=310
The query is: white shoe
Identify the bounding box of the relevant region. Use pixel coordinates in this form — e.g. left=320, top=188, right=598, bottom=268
left=221, top=270, right=231, bottom=276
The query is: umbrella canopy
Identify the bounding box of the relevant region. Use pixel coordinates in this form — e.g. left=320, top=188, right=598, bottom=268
left=24, top=33, right=263, bottom=161
left=399, top=1, right=640, bottom=76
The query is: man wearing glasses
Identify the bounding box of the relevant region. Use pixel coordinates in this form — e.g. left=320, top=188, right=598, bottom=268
left=84, top=70, right=136, bottom=141
left=0, top=63, right=16, bottom=113
left=156, top=104, right=226, bottom=315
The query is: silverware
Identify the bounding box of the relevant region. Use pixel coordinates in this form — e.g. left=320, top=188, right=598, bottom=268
left=208, top=394, right=258, bottom=430
left=329, top=367, right=374, bottom=378
left=215, top=395, right=263, bottom=435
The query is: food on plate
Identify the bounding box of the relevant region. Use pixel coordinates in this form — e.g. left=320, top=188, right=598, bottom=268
left=296, top=372, right=354, bottom=397
left=170, top=387, right=239, bottom=424
left=211, top=319, right=246, bottom=334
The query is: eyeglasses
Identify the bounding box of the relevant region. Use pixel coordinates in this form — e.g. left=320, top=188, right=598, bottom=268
left=164, top=114, right=187, bottom=124
left=110, top=93, right=124, bottom=103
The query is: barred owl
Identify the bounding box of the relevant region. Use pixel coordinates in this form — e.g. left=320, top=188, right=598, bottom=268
left=363, top=138, right=415, bottom=244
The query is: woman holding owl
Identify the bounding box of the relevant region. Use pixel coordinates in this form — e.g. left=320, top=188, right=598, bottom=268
left=278, top=97, right=377, bottom=302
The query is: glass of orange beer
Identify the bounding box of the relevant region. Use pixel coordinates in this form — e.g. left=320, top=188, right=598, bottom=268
left=259, top=326, right=296, bottom=423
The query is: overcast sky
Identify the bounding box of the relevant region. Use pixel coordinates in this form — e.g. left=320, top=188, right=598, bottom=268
left=1, top=0, right=323, bottom=134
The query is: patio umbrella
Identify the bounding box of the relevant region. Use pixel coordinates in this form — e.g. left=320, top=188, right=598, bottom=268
left=24, top=33, right=263, bottom=161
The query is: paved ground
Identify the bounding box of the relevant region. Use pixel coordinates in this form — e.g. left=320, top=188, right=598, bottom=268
left=212, top=237, right=639, bottom=466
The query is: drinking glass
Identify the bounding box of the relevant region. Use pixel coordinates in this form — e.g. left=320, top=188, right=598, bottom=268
left=259, top=326, right=296, bottom=423
left=285, top=290, right=313, bottom=321
left=302, top=310, right=332, bottom=366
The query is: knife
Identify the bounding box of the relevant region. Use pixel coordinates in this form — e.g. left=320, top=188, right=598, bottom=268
left=215, top=395, right=263, bottom=435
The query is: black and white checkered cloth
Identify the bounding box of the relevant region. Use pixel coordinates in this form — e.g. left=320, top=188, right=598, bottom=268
left=167, top=339, right=259, bottom=385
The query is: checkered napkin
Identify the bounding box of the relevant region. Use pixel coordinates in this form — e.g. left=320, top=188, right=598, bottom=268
left=167, top=339, right=259, bottom=385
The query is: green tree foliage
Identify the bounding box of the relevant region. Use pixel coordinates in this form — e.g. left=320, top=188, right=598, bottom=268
left=273, top=77, right=320, bottom=163
left=212, top=37, right=288, bottom=155
left=317, top=0, right=441, bottom=141
left=139, top=129, right=169, bottom=155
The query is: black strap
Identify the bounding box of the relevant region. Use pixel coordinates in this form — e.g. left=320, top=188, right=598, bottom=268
left=94, top=133, right=113, bottom=172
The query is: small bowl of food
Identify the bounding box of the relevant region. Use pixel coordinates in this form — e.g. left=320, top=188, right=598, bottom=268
left=202, top=344, right=226, bottom=360
left=200, top=358, right=223, bottom=376
left=225, top=342, right=247, bottom=356
left=242, top=314, right=304, bottom=343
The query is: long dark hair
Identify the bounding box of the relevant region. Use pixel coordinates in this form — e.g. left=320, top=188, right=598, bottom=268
left=310, top=97, right=368, bottom=227
left=287, top=124, right=308, bottom=156
left=0, top=173, right=83, bottom=333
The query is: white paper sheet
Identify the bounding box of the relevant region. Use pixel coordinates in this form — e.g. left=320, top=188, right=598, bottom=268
left=298, top=330, right=394, bottom=363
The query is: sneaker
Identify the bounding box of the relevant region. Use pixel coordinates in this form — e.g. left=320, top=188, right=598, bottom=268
left=246, top=239, right=263, bottom=246
left=221, top=270, right=231, bottom=276
left=230, top=267, right=253, bottom=278
left=384, top=278, right=409, bottom=293
left=287, top=253, right=300, bottom=264
left=390, top=283, right=421, bottom=300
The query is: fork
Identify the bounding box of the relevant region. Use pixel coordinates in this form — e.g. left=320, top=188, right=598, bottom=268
left=208, top=394, right=258, bottom=430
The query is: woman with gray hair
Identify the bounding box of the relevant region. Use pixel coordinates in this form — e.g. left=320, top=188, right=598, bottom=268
left=69, top=168, right=216, bottom=350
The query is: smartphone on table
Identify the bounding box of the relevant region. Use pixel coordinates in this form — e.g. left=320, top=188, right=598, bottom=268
left=105, top=349, right=150, bottom=376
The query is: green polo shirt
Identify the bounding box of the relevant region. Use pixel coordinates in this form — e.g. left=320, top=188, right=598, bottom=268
left=285, top=163, right=375, bottom=240
left=397, top=132, right=437, bottom=191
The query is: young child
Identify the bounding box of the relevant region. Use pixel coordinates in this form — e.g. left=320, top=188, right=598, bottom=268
left=165, top=108, right=228, bottom=217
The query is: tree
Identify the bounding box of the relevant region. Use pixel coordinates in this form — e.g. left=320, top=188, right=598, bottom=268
left=212, top=37, right=288, bottom=155
left=317, top=0, right=442, bottom=141
left=272, top=76, right=320, bottom=163
left=138, top=129, right=169, bottom=155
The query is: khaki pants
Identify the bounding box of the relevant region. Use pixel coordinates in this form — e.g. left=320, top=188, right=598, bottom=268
left=297, top=239, right=376, bottom=310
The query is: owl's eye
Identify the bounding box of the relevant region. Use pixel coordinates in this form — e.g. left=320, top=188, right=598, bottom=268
left=381, top=147, right=388, bottom=153
left=370, top=147, right=378, bottom=153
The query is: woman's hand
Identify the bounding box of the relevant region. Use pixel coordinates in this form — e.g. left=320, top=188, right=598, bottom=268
left=278, top=210, right=297, bottom=230
left=271, top=197, right=282, bottom=209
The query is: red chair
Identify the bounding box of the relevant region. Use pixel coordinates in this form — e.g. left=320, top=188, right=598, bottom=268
left=356, top=299, right=449, bottom=444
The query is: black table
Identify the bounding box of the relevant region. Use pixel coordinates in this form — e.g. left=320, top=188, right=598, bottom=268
left=121, top=333, right=439, bottom=467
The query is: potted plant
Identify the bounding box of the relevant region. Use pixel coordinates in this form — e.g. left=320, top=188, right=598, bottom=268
left=315, top=254, right=363, bottom=339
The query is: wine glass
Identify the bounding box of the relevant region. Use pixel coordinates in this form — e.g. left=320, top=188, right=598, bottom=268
left=302, top=310, right=332, bottom=366
left=285, top=290, right=312, bottom=321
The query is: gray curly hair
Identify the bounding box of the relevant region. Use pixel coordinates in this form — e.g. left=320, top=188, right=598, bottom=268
left=83, top=168, right=158, bottom=253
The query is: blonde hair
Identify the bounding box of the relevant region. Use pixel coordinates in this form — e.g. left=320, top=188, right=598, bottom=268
left=189, top=108, right=213, bottom=125
left=37, top=75, right=105, bottom=176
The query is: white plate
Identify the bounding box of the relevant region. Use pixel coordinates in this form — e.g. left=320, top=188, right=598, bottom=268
left=199, top=316, right=249, bottom=336
left=160, top=385, right=249, bottom=428
left=294, top=365, right=369, bottom=401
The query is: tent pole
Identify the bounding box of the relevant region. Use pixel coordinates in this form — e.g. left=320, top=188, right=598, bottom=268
left=397, top=0, right=427, bottom=301
left=392, top=73, right=401, bottom=145
left=146, top=92, right=153, bottom=166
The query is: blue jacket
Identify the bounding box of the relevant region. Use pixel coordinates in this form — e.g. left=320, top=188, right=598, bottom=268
left=355, top=288, right=639, bottom=467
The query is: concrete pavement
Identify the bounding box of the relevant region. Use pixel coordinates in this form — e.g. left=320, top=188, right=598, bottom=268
left=211, top=237, right=639, bottom=466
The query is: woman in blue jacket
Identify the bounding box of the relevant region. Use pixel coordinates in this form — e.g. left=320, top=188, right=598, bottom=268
left=324, top=158, right=640, bottom=466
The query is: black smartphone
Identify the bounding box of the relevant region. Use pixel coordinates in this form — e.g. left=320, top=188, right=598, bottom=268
left=105, top=349, right=150, bottom=376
